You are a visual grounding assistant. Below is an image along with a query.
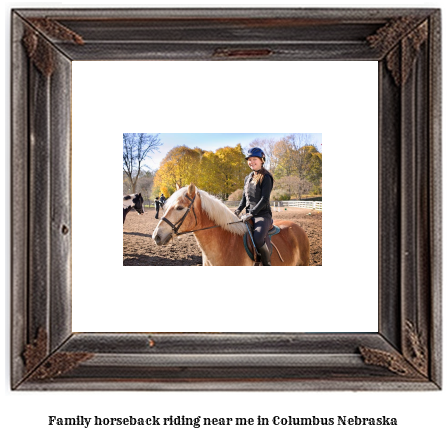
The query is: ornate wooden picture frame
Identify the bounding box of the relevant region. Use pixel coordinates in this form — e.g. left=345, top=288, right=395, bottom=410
left=11, top=8, right=441, bottom=390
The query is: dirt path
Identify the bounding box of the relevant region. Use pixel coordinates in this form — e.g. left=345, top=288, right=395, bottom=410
left=123, top=208, right=322, bottom=266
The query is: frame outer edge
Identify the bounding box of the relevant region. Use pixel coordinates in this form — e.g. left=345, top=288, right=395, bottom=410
left=11, top=12, right=29, bottom=388
left=399, top=19, right=435, bottom=378
left=12, top=7, right=438, bottom=20
left=10, top=7, right=442, bottom=391
left=428, top=10, right=442, bottom=388
left=16, top=378, right=440, bottom=391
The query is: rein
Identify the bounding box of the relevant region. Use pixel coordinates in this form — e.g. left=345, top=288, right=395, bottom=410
left=160, top=192, right=242, bottom=236
left=176, top=220, right=243, bottom=236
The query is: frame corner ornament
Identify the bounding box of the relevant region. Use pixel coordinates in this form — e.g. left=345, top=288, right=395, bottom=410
left=404, top=320, right=428, bottom=377
left=27, top=352, right=94, bottom=381
left=22, top=328, right=94, bottom=382
left=22, top=17, right=84, bottom=76
left=359, top=346, right=424, bottom=380
left=367, top=17, right=429, bottom=86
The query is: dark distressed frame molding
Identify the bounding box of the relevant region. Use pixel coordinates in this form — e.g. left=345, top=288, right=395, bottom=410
left=11, top=8, right=442, bottom=390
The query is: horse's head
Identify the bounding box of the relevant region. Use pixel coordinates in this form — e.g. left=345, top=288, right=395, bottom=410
left=133, top=193, right=144, bottom=215
left=152, top=183, right=199, bottom=246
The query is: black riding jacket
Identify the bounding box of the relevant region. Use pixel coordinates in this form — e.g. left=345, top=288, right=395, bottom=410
left=237, top=171, right=274, bottom=216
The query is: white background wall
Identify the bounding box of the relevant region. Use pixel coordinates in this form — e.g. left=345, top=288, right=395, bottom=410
left=72, top=60, right=378, bottom=333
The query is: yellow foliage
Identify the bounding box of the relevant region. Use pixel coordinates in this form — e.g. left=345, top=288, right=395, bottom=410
left=153, top=143, right=246, bottom=200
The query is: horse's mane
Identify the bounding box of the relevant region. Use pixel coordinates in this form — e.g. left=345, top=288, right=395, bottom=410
left=166, top=187, right=246, bottom=236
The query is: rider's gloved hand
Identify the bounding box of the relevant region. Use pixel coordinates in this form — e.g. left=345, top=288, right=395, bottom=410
left=234, top=210, right=241, bottom=218
left=241, top=213, right=253, bottom=223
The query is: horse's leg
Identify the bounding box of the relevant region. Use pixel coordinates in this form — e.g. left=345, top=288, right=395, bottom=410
left=294, top=225, right=310, bottom=266
left=202, top=251, right=211, bottom=266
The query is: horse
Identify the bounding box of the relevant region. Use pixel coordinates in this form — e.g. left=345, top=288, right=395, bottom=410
left=152, top=183, right=310, bottom=266
left=123, top=193, right=144, bottom=224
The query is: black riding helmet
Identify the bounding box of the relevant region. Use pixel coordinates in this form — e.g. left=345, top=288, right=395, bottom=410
left=245, top=147, right=265, bottom=162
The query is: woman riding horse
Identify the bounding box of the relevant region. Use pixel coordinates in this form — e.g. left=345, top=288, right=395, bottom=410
left=234, top=147, right=274, bottom=266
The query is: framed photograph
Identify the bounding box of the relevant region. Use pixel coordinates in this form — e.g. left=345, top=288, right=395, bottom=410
left=121, top=132, right=323, bottom=268
left=11, top=8, right=441, bottom=390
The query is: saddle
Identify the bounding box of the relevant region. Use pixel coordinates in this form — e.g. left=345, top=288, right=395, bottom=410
left=243, top=219, right=281, bottom=263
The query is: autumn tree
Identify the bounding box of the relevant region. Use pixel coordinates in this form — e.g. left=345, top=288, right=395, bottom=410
left=285, top=134, right=316, bottom=176
left=195, top=144, right=246, bottom=199
left=228, top=189, right=244, bottom=201
left=136, top=170, right=155, bottom=201
left=197, top=150, right=220, bottom=194
left=213, top=145, right=247, bottom=200
left=271, top=138, right=296, bottom=179
left=303, top=148, right=322, bottom=194
left=123, top=133, right=162, bottom=193
left=152, top=146, right=202, bottom=196
left=276, top=175, right=313, bottom=200
left=270, top=188, right=290, bottom=201
left=152, top=143, right=247, bottom=200
left=269, top=134, right=322, bottom=195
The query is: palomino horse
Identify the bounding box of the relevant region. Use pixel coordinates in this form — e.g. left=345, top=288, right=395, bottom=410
left=152, top=183, right=310, bottom=266
left=123, top=193, right=144, bottom=224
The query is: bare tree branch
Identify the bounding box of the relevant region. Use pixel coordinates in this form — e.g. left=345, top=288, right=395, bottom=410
left=123, top=133, right=162, bottom=193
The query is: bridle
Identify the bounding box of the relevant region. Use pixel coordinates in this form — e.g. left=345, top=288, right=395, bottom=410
left=161, top=193, right=198, bottom=235
left=160, top=191, right=243, bottom=236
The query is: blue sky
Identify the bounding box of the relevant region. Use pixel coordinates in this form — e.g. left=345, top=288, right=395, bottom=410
left=144, top=133, right=322, bottom=171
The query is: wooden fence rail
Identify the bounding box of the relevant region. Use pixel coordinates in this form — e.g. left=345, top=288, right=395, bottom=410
left=136, top=199, right=323, bottom=210
left=279, top=201, right=323, bottom=210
